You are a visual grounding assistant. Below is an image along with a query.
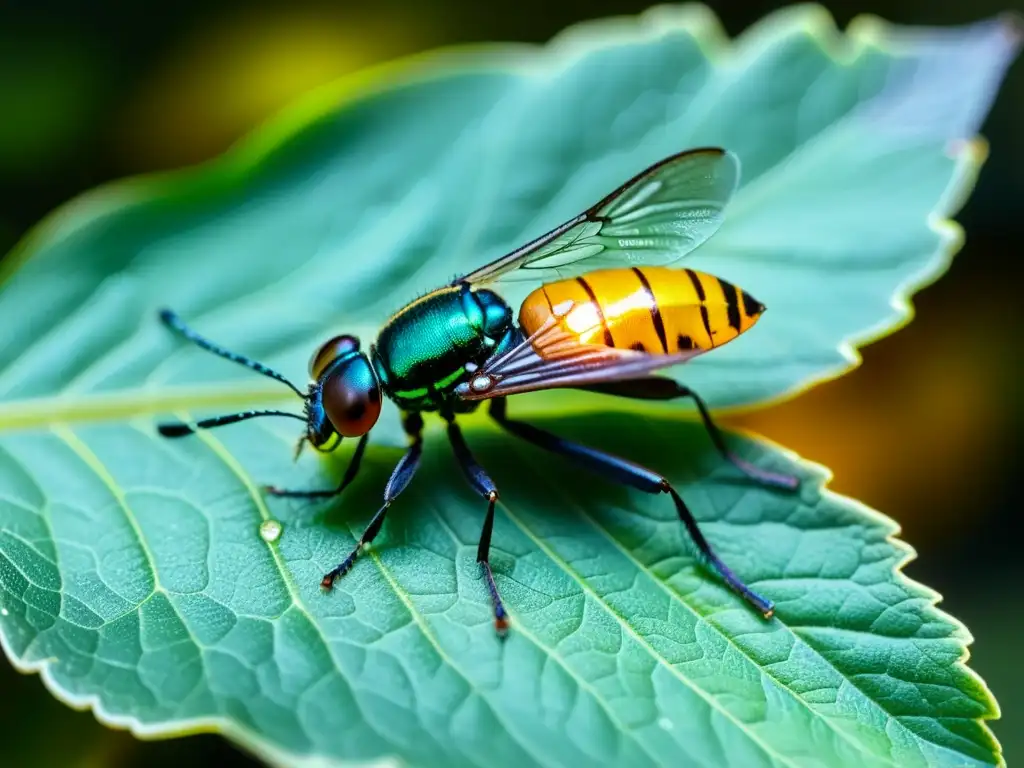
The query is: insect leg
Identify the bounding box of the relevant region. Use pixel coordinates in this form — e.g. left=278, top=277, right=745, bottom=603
left=581, top=378, right=799, bottom=490
left=443, top=414, right=508, bottom=638
left=265, top=433, right=370, bottom=499
left=159, top=308, right=305, bottom=397
left=320, top=413, right=423, bottom=589
left=489, top=397, right=775, bottom=618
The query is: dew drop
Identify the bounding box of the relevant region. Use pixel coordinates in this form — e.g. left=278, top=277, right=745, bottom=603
left=658, top=717, right=673, bottom=731
left=0, top=607, right=8, bottom=617
left=259, top=519, right=283, bottom=543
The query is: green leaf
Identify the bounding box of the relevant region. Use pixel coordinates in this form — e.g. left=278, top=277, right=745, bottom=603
left=0, top=6, right=1017, bottom=768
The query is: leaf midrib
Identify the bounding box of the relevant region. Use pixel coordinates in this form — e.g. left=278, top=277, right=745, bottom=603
left=0, top=384, right=293, bottom=433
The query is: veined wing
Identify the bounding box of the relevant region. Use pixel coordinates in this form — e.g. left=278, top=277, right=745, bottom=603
left=455, top=301, right=706, bottom=400
left=456, top=147, right=739, bottom=288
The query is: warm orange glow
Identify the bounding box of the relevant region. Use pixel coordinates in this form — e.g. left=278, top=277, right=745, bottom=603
left=729, top=309, right=1009, bottom=544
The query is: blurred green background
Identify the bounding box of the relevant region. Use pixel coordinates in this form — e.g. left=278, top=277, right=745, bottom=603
left=0, top=0, right=1020, bottom=765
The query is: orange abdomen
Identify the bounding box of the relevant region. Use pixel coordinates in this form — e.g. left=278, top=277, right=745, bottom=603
left=518, top=267, right=765, bottom=355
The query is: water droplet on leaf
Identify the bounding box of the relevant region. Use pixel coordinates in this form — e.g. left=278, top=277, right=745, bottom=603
left=259, top=519, right=283, bottom=543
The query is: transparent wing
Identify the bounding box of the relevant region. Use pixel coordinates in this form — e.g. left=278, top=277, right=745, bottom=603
left=457, top=147, right=740, bottom=288
left=455, top=303, right=706, bottom=400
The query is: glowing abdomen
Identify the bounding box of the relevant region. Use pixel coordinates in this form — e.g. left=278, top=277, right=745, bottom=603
left=518, top=266, right=765, bottom=355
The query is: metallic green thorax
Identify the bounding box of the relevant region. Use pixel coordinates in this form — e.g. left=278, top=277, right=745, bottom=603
left=371, top=283, right=516, bottom=411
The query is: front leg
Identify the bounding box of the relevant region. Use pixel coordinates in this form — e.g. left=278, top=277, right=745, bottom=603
left=265, top=433, right=370, bottom=499
left=320, top=414, right=423, bottom=588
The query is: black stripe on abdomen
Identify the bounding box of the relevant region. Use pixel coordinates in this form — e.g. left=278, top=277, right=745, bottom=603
left=685, top=269, right=714, bottom=347
left=684, top=268, right=706, bottom=300
left=719, top=278, right=742, bottom=331
left=631, top=267, right=668, bottom=353
left=741, top=290, right=764, bottom=317
left=575, top=277, right=614, bottom=347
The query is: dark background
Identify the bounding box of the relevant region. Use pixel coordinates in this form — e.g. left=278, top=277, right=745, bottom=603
left=0, top=1, right=1021, bottom=765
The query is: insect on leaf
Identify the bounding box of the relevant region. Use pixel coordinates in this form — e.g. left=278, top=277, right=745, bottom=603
left=0, top=6, right=1019, bottom=768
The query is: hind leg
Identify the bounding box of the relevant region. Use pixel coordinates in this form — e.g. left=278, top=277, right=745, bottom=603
left=489, top=397, right=776, bottom=618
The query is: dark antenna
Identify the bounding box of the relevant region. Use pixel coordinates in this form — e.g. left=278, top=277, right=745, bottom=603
left=160, top=309, right=306, bottom=398
left=159, top=410, right=306, bottom=437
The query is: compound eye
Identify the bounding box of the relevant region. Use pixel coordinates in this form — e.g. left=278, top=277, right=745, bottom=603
left=321, top=356, right=381, bottom=438
left=309, top=335, right=360, bottom=379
